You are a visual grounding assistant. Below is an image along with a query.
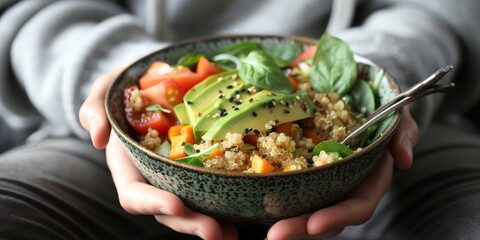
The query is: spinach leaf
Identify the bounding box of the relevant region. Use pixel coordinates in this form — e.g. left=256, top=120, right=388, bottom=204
left=267, top=43, right=303, bottom=63
left=310, top=32, right=357, bottom=95
left=267, top=43, right=303, bottom=68
left=239, top=50, right=293, bottom=93
left=349, top=80, right=375, bottom=114
left=312, top=140, right=354, bottom=158
left=222, top=41, right=265, bottom=58
left=175, top=53, right=204, bottom=68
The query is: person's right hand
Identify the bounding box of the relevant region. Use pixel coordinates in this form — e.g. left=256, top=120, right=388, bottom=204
left=79, top=67, right=238, bottom=240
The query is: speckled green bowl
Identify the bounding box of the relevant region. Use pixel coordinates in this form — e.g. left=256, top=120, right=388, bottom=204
left=105, top=35, right=402, bottom=223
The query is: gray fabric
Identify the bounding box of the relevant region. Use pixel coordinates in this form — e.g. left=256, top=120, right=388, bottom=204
left=0, top=137, right=198, bottom=240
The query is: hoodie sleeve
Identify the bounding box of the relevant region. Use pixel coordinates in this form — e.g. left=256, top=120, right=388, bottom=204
left=1, top=0, right=168, bottom=143
left=337, top=0, right=480, bottom=135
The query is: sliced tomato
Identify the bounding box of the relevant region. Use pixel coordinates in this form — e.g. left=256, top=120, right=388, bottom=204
left=142, top=79, right=186, bottom=110
left=123, top=86, right=171, bottom=136
left=139, top=58, right=223, bottom=92
left=139, top=62, right=195, bottom=90
left=172, top=56, right=222, bottom=91
left=196, top=56, right=222, bottom=78
left=292, top=46, right=317, bottom=65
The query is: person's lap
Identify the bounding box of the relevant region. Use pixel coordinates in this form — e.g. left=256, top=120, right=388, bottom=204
left=0, top=137, right=198, bottom=240
left=1, top=123, right=479, bottom=239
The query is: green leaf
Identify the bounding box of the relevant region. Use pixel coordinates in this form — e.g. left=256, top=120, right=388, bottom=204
left=186, top=158, right=204, bottom=167
left=310, top=32, right=357, bottom=95
left=349, top=80, right=375, bottom=114
left=239, top=50, right=293, bottom=93
left=175, top=53, right=204, bottom=68
left=372, top=68, right=385, bottom=95
left=267, top=43, right=303, bottom=63
left=359, top=125, right=377, bottom=147
left=176, top=143, right=219, bottom=167
left=312, top=140, right=354, bottom=158
left=222, top=41, right=265, bottom=58
left=183, top=143, right=196, bottom=155
left=145, top=104, right=172, bottom=113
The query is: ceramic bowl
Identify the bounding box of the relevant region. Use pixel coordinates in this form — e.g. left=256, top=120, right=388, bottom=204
left=105, top=35, right=402, bottom=223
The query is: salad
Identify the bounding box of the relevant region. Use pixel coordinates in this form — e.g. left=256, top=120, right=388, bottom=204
left=122, top=33, right=386, bottom=173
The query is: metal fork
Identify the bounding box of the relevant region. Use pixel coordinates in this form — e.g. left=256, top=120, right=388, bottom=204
left=341, top=65, right=455, bottom=145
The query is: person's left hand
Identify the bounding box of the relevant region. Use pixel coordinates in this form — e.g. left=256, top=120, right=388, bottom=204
left=266, top=107, right=418, bottom=240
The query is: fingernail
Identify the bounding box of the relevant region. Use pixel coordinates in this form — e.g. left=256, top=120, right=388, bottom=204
left=159, top=207, right=172, bottom=215
left=400, top=136, right=413, bottom=160
left=194, top=229, right=205, bottom=239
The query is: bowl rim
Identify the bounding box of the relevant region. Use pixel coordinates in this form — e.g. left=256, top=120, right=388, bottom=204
left=105, top=34, right=402, bottom=178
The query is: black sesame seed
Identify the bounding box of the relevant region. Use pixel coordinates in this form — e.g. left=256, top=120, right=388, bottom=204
left=234, top=90, right=240, bottom=95
left=245, top=128, right=249, bottom=134
left=254, top=129, right=260, bottom=134
left=251, top=111, right=257, bottom=117
left=286, top=102, right=290, bottom=107
left=181, top=141, right=186, bottom=146
left=235, top=100, right=242, bottom=105
left=219, top=90, right=223, bottom=93
left=247, top=90, right=251, bottom=95
left=234, top=108, right=239, bottom=111
left=249, top=98, right=253, bottom=102
left=187, top=101, right=193, bottom=105
left=226, top=85, right=233, bottom=89
left=229, top=97, right=234, bottom=102
left=284, top=109, right=290, bottom=114
left=262, top=154, right=267, bottom=158
left=275, top=120, right=279, bottom=124
left=219, top=94, right=224, bottom=98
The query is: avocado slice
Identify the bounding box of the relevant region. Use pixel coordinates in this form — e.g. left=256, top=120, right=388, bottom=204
left=173, top=103, right=190, bottom=125
left=183, top=70, right=237, bottom=102
left=193, top=85, right=273, bottom=140
left=202, top=93, right=318, bottom=140
left=184, top=71, right=241, bottom=124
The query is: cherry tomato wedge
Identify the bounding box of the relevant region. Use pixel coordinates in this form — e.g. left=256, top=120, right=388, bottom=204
left=139, top=58, right=222, bottom=92
left=142, top=79, right=186, bottom=111
left=292, top=46, right=317, bottom=65
left=139, top=62, right=195, bottom=90
left=123, top=86, right=171, bottom=135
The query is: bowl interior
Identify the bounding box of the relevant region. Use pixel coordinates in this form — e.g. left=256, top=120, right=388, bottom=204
left=105, top=35, right=401, bottom=176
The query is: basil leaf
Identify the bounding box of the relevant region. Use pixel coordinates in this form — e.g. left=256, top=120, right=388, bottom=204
left=145, top=104, right=172, bottom=113
left=310, top=32, right=356, bottom=95
left=349, top=80, right=375, bottom=114
left=222, top=41, right=265, bottom=58
left=183, top=143, right=197, bottom=156
left=312, top=140, right=354, bottom=158
left=176, top=53, right=204, bottom=68
left=239, top=50, right=293, bottom=93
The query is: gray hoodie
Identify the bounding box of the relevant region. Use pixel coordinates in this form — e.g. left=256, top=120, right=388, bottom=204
left=1, top=0, right=479, bottom=151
